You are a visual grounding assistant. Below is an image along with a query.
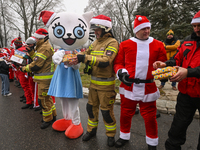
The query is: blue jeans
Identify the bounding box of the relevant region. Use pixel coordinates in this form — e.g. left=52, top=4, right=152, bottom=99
left=0, top=74, right=10, bottom=95
left=161, top=81, right=176, bottom=87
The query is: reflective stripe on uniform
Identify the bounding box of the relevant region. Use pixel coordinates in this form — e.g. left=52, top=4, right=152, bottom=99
left=91, top=51, right=104, bottom=55
left=25, top=65, right=31, bottom=72
left=52, top=105, right=56, bottom=111
left=105, top=46, right=118, bottom=53
left=36, top=53, right=47, bottom=60
left=91, top=76, right=115, bottom=86
left=43, top=109, right=52, bottom=116
left=30, top=52, right=36, bottom=59
left=90, top=56, right=96, bottom=66
left=105, top=124, right=116, bottom=131
left=89, top=44, right=93, bottom=50
left=34, top=72, right=54, bottom=80
left=88, top=119, right=98, bottom=127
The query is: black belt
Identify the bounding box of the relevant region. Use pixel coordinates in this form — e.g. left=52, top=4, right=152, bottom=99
left=123, top=76, right=154, bottom=84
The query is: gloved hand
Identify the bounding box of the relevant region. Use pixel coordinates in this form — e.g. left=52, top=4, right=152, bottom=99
left=52, top=50, right=65, bottom=65
left=118, top=69, right=132, bottom=86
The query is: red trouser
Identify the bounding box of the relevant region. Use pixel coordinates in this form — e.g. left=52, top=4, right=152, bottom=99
left=34, top=83, right=55, bottom=108
left=120, top=95, right=158, bottom=144
left=28, top=76, right=34, bottom=104
left=9, top=68, right=14, bottom=80
left=18, top=72, right=33, bottom=105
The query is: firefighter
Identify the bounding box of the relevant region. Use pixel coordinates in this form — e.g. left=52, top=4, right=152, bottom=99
left=21, top=28, right=57, bottom=129
left=70, top=15, right=119, bottom=147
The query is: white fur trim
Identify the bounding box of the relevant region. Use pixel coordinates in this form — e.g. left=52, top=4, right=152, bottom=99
left=46, top=13, right=57, bottom=27
left=191, top=17, right=200, bottom=24
left=90, top=18, right=112, bottom=28
left=120, top=131, right=130, bottom=140
left=146, top=136, right=158, bottom=146
left=32, top=33, right=45, bottom=39
left=133, top=22, right=151, bottom=33
left=119, top=87, right=160, bottom=102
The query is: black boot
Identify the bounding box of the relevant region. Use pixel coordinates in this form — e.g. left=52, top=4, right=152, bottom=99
left=135, top=107, right=140, bottom=115
left=21, top=104, right=33, bottom=109
left=53, top=116, right=56, bottom=122
left=115, top=138, right=128, bottom=148
left=40, top=121, right=51, bottom=129
left=20, top=95, right=25, bottom=98
left=34, top=107, right=41, bottom=111
left=20, top=98, right=26, bottom=102
left=148, top=144, right=157, bottom=150
left=156, top=110, right=161, bottom=118
left=82, top=128, right=97, bottom=141
left=107, top=137, right=115, bottom=147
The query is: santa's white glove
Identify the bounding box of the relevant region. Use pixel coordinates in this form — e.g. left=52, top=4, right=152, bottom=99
left=52, top=50, right=65, bottom=65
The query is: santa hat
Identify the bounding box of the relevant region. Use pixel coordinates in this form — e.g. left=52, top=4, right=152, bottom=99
left=191, top=10, right=200, bottom=24
left=39, top=10, right=56, bottom=27
left=25, top=37, right=36, bottom=45
left=90, top=14, right=112, bottom=29
left=32, top=28, right=48, bottom=39
left=133, top=15, right=151, bottom=34
left=14, top=37, right=23, bottom=47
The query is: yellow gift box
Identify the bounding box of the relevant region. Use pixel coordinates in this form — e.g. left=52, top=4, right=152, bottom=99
left=152, top=67, right=177, bottom=80
left=62, top=51, right=77, bottom=62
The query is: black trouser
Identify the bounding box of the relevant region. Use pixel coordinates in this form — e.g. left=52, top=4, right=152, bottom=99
left=165, top=92, right=200, bottom=150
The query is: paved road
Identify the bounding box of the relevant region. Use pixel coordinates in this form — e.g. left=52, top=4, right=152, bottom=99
left=0, top=81, right=199, bottom=150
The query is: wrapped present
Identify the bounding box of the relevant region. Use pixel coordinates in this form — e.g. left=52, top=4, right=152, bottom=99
left=62, top=51, right=77, bottom=62
left=10, top=50, right=27, bottom=65
left=152, top=67, right=178, bottom=80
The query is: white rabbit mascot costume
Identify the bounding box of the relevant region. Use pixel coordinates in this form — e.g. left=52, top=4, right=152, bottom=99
left=38, top=10, right=93, bottom=139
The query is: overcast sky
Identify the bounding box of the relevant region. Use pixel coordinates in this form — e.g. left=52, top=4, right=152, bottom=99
left=63, top=0, right=89, bottom=14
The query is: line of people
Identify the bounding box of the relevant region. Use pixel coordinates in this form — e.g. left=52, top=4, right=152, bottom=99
left=0, top=9, right=200, bottom=150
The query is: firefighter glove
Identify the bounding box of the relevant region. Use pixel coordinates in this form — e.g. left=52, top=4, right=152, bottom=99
left=77, top=54, right=85, bottom=63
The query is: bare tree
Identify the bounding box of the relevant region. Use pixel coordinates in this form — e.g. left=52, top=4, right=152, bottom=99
left=84, top=0, right=140, bottom=42
left=0, top=0, right=12, bottom=47
left=5, top=0, right=64, bottom=42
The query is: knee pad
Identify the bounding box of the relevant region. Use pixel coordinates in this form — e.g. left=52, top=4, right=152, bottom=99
left=86, top=103, right=94, bottom=119
left=101, top=109, right=113, bottom=123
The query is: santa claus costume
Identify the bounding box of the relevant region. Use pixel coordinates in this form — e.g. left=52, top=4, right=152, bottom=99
left=113, top=15, right=167, bottom=149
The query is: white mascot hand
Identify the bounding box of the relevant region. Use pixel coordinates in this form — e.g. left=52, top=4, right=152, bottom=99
left=52, top=50, right=65, bottom=65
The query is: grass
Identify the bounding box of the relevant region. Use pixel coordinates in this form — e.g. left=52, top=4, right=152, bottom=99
left=79, top=63, right=121, bottom=93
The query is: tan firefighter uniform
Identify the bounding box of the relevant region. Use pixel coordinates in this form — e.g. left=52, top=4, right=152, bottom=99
left=81, top=32, right=118, bottom=137
left=22, top=39, right=57, bottom=122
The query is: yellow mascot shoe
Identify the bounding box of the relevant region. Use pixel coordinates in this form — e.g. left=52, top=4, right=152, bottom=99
left=52, top=119, right=72, bottom=131
left=65, top=123, right=83, bottom=139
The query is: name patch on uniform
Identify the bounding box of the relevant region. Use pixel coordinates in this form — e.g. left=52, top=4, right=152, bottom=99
left=106, top=50, right=113, bottom=56
left=185, top=43, right=193, bottom=46
left=34, top=56, right=39, bottom=61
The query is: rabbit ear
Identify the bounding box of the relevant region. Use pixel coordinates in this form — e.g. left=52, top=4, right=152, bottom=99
left=39, top=10, right=57, bottom=28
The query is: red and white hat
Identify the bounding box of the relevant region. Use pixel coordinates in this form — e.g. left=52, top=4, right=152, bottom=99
left=39, top=10, right=56, bottom=27
left=191, top=10, right=200, bottom=24
left=90, top=14, right=112, bottom=29
left=133, top=15, right=151, bottom=34
left=32, top=28, right=48, bottom=39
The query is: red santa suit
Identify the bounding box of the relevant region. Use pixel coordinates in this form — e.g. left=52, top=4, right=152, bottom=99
left=114, top=36, right=167, bottom=146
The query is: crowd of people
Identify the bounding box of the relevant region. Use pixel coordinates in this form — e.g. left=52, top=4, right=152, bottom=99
left=0, top=9, right=200, bottom=150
